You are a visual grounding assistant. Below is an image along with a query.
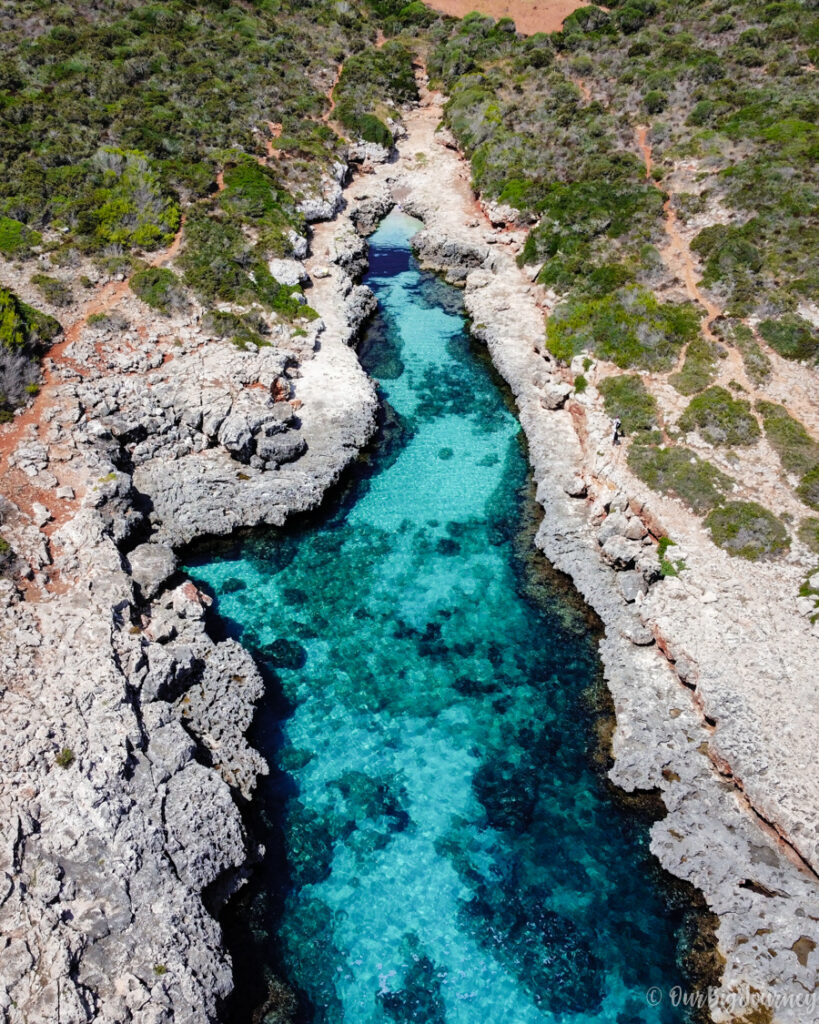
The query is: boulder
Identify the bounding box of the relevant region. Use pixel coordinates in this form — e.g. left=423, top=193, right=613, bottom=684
left=268, top=259, right=308, bottom=287
left=624, top=517, right=647, bottom=541
left=128, top=542, right=178, bottom=600
left=601, top=535, right=639, bottom=569
left=564, top=475, right=587, bottom=498
left=256, top=433, right=307, bottom=467
left=540, top=383, right=572, bottom=410
left=618, top=571, right=649, bottom=604
left=597, top=512, right=629, bottom=545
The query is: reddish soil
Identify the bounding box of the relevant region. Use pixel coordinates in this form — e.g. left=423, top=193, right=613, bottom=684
left=636, top=126, right=721, bottom=342
left=323, top=64, right=344, bottom=123
left=423, top=0, right=588, bottom=34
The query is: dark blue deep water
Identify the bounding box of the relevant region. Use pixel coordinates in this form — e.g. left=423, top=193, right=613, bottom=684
left=186, top=213, right=696, bottom=1024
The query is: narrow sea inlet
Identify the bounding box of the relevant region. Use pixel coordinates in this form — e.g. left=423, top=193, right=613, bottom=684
left=187, top=212, right=690, bottom=1023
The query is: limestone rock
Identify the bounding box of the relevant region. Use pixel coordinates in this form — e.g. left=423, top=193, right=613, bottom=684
left=268, top=258, right=308, bottom=287
left=540, top=382, right=572, bottom=410
left=128, top=542, right=178, bottom=600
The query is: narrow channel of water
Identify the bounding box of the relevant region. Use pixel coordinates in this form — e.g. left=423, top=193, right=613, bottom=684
left=186, top=212, right=692, bottom=1024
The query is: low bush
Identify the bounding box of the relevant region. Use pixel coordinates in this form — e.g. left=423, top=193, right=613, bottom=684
left=546, top=286, right=699, bottom=370
left=0, top=287, right=61, bottom=351
left=797, top=518, right=819, bottom=554
left=669, top=336, right=719, bottom=395
left=597, top=374, right=658, bottom=435
left=678, top=386, right=760, bottom=446
left=628, top=443, right=730, bottom=513
left=758, top=314, right=819, bottom=362
left=0, top=217, right=41, bottom=257
left=798, top=466, right=819, bottom=511
left=706, top=500, right=790, bottom=560
left=130, top=267, right=184, bottom=314
left=55, top=747, right=75, bottom=768
left=30, top=274, right=73, bottom=308
left=757, top=401, right=819, bottom=477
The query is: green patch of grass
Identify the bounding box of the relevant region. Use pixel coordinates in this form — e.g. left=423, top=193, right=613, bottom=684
left=130, top=267, right=183, bottom=314
left=758, top=314, right=819, bottom=362
left=573, top=373, right=588, bottom=393
left=678, top=386, right=760, bottom=446
left=56, top=747, right=75, bottom=769
left=669, top=336, right=720, bottom=395
left=757, top=401, right=819, bottom=477
left=798, top=465, right=819, bottom=511
left=546, top=285, right=699, bottom=370
left=597, top=374, right=658, bottom=435
left=706, top=500, right=790, bottom=560
left=30, top=273, right=73, bottom=308
left=628, top=443, right=731, bottom=514
left=657, top=536, right=687, bottom=577
left=0, top=216, right=41, bottom=257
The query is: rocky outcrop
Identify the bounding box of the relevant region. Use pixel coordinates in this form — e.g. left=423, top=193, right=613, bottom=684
left=410, top=229, right=489, bottom=285
left=297, top=162, right=348, bottom=222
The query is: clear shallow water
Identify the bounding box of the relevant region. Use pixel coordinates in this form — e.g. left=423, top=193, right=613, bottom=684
left=187, top=212, right=693, bottom=1024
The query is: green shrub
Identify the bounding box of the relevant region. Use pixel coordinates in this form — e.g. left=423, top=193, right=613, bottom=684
left=31, top=273, right=73, bottom=308
left=669, top=336, right=719, bottom=395
left=798, top=466, right=819, bottom=511
left=757, top=401, right=819, bottom=477
left=706, top=501, right=790, bottom=560
left=574, top=373, right=588, bottom=394
left=714, top=320, right=771, bottom=386
left=644, top=90, right=668, bottom=114
left=678, top=386, right=760, bottom=446
left=628, top=444, right=730, bottom=513
left=130, top=267, right=183, bottom=314
left=597, top=374, right=658, bottom=435
left=56, top=747, right=75, bottom=768
left=0, top=217, right=41, bottom=257
left=546, top=286, right=699, bottom=370
left=758, top=315, right=819, bottom=362
left=333, top=41, right=417, bottom=147
left=0, top=287, right=61, bottom=351
left=797, top=518, right=819, bottom=554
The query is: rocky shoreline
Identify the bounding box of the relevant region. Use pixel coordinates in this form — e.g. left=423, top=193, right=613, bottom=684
left=2, top=70, right=818, bottom=1024
left=0, top=193, right=377, bottom=1020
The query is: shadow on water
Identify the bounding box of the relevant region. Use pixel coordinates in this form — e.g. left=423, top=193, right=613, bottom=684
left=184, top=212, right=716, bottom=1024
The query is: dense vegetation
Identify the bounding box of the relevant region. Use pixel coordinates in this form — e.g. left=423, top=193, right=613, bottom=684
left=597, top=374, right=658, bottom=436
left=3, top=0, right=818, bottom=561
left=678, top=386, right=760, bottom=447
left=0, top=0, right=422, bottom=362
left=0, top=286, right=60, bottom=419
left=421, top=1, right=817, bottom=558
left=334, top=41, right=419, bottom=147
left=428, top=1, right=818, bottom=338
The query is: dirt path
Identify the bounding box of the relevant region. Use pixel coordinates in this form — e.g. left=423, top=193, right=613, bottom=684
left=636, top=126, right=721, bottom=339
left=423, top=0, right=588, bottom=34
left=322, top=64, right=344, bottom=124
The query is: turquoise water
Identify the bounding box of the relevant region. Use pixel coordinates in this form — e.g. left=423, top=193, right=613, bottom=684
left=187, top=212, right=693, bottom=1024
